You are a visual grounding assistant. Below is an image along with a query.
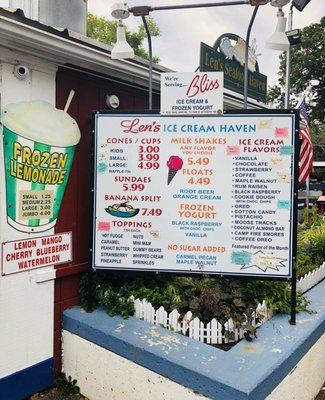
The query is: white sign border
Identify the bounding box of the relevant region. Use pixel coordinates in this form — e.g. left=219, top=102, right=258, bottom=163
left=92, top=111, right=298, bottom=279
left=1, top=231, right=73, bottom=276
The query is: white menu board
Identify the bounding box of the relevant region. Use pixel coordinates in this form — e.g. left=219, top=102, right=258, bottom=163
left=93, top=113, right=297, bottom=278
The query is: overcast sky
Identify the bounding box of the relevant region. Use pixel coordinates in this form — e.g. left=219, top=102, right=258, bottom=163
left=88, top=0, right=324, bottom=88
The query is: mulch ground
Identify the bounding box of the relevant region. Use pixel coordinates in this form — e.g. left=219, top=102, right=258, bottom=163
left=28, top=381, right=325, bottom=399
left=28, top=388, right=88, bottom=400
left=316, top=384, right=325, bottom=400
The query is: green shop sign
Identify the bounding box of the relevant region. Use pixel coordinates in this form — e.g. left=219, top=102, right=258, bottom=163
left=200, top=34, right=267, bottom=103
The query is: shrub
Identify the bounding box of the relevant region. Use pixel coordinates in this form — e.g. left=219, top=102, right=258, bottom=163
left=80, top=215, right=324, bottom=324
left=297, top=218, right=325, bottom=278
left=79, top=272, right=311, bottom=324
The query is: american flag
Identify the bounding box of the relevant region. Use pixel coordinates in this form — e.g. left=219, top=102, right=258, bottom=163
left=298, top=99, right=313, bottom=183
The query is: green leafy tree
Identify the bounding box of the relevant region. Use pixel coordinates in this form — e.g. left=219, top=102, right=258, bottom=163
left=267, top=17, right=325, bottom=166
left=87, top=13, right=160, bottom=63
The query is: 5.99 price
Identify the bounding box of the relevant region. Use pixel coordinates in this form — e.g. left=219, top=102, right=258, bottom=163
left=123, top=183, right=145, bottom=191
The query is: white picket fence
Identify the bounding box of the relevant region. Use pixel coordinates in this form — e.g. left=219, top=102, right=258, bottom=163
left=133, top=298, right=269, bottom=344
left=297, top=262, right=325, bottom=293
left=132, top=262, right=325, bottom=345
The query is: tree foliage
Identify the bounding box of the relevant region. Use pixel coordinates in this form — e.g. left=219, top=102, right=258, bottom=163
left=267, top=17, right=325, bottom=164
left=87, top=13, right=160, bottom=63
left=267, top=17, right=324, bottom=120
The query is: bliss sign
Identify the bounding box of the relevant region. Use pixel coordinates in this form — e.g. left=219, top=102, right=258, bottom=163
left=160, top=72, right=224, bottom=115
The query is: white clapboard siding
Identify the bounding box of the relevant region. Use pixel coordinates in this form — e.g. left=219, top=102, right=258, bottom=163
left=131, top=262, right=324, bottom=345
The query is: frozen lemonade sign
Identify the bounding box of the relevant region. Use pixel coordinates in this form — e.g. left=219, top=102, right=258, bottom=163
left=2, top=101, right=80, bottom=232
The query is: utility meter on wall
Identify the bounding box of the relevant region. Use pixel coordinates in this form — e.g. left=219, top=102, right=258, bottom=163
left=106, top=95, right=120, bottom=109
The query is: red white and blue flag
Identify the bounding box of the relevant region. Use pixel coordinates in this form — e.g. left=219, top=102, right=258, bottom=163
left=298, top=99, right=313, bottom=183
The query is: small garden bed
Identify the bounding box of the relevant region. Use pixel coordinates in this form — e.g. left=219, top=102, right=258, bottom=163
left=80, top=210, right=324, bottom=344
left=28, top=375, right=88, bottom=400
left=29, top=389, right=87, bottom=400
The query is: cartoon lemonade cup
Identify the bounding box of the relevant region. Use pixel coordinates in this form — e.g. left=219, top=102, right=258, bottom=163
left=1, top=100, right=81, bottom=232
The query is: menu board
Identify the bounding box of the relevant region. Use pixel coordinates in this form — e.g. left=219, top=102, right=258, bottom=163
left=93, top=112, right=297, bottom=278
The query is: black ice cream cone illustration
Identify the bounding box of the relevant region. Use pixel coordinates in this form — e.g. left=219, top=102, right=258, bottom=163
left=166, top=156, right=184, bottom=185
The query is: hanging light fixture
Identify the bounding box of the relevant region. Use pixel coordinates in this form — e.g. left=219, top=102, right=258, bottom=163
left=292, top=0, right=312, bottom=11
left=111, top=19, right=135, bottom=59
left=265, top=8, right=290, bottom=51
left=110, top=3, right=134, bottom=59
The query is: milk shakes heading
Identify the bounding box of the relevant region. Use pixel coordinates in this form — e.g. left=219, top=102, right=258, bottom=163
left=2, top=100, right=81, bottom=232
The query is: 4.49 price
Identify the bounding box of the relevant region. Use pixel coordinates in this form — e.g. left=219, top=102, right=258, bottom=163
left=188, top=177, right=210, bottom=185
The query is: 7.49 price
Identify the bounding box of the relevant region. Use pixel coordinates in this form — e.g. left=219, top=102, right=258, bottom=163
left=142, top=208, right=162, bottom=216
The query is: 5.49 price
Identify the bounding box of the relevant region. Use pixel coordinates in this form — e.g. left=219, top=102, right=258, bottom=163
left=187, top=157, right=209, bottom=166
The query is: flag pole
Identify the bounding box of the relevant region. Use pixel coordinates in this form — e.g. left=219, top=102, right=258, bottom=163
left=290, top=109, right=300, bottom=325
left=306, top=175, right=310, bottom=216
left=284, top=4, right=293, bottom=108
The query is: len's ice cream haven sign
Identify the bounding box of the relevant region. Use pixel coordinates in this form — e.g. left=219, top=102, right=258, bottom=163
left=93, top=111, right=298, bottom=278
left=1, top=101, right=81, bottom=233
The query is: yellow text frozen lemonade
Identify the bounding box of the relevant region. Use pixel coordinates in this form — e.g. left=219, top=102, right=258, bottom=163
left=1, top=100, right=81, bottom=232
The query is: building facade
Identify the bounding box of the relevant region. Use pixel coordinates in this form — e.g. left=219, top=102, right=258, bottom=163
left=0, top=2, right=266, bottom=398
